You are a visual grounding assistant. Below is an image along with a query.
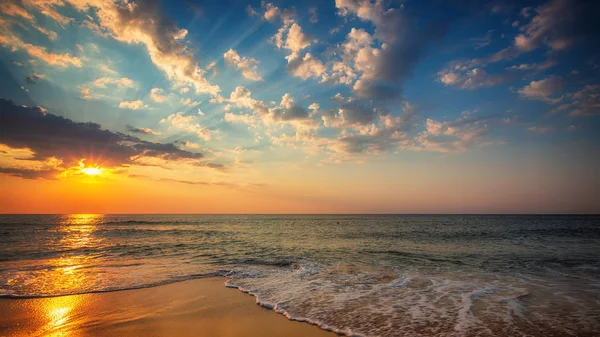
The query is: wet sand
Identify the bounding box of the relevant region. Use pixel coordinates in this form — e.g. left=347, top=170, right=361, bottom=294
left=0, top=277, right=337, bottom=337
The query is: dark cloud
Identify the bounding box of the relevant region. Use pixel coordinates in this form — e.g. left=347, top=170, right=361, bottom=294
left=0, top=99, right=210, bottom=178
left=0, top=167, right=60, bottom=179
left=126, top=125, right=153, bottom=134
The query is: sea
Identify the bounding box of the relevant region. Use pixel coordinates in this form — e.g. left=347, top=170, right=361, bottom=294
left=1, top=214, right=599, bottom=336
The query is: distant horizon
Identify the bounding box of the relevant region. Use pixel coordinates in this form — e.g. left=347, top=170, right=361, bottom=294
left=2, top=213, right=598, bottom=216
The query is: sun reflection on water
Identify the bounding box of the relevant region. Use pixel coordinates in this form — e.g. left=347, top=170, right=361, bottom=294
left=35, top=214, right=105, bottom=335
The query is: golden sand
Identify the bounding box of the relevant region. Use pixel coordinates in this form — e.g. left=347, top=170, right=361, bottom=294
left=0, top=277, right=336, bottom=337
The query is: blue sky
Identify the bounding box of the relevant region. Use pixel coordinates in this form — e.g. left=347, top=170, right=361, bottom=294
left=0, top=0, right=599, bottom=213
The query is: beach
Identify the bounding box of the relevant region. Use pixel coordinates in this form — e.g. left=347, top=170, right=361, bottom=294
left=0, top=277, right=336, bottom=337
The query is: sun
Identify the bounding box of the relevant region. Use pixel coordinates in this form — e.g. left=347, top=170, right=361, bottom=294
left=77, top=160, right=104, bottom=176
left=81, top=167, right=103, bottom=176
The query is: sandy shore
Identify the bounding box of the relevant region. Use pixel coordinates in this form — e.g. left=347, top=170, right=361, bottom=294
left=0, top=277, right=337, bottom=337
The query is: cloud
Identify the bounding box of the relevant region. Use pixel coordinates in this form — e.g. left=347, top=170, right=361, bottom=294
left=514, top=0, right=588, bottom=52
left=34, top=25, right=58, bottom=40
left=25, top=73, right=45, bottom=84
left=93, top=77, right=135, bottom=88
left=17, top=1, right=72, bottom=26
left=218, top=86, right=317, bottom=129
left=81, top=87, right=93, bottom=100
left=330, top=0, right=449, bottom=101
left=551, top=84, right=600, bottom=116
left=98, top=64, right=118, bottom=75
left=223, top=49, right=262, bottom=81
left=415, top=115, right=493, bottom=153
left=263, top=2, right=281, bottom=21
left=273, top=21, right=311, bottom=55
left=0, top=2, right=34, bottom=22
left=518, top=77, right=564, bottom=102
left=322, top=100, right=382, bottom=130
left=160, top=112, right=211, bottom=140
left=0, top=99, right=210, bottom=179
left=149, top=88, right=167, bottom=102
left=180, top=98, right=201, bottom=107
left=126, top=125, right=161, bottom=135
left=119, top=100, right=148, bottom=110
left=269, top=14, right=326, bottom=81
left=528, top=126, right=554, bottom=133
left=287, top=52, right=326, bottom=80
left=182, top=141, right=199, bottom=149
left=270, top=102, right=419, bottom=158
left=439, top=68, right=511, bottom=90
left=61, top=0, right=220, bottom=96
left=508, top=59, right=557, bottom=72
left=0, top=32, right=82, bottom=68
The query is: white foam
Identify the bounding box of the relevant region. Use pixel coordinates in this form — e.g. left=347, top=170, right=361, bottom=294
left=221, top=261, right=600, bottom=337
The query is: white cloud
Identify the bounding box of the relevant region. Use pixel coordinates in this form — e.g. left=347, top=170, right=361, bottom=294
left=331, top=1, right=425, bottom=100
left=220, top=86, right=317, bottom=129
left=94, top=77, right=135, bottom=88
left=119, top=100, right=148, bottom=110
left=149, top=88, right=167, bottom=103
left=223, top=49, right=262, bottom=81
left=60, top=0, right=220, bottom=96
left=160, top=112, right=211, bottom=140
left=263, top=2, right=280, bottom=21
left=0, top=33, right=82, bottom=68
left=98, top=64, right=118, bottom=75
left=415, top=115, right=492, bottom=153
left=287, top=52, right=326, bottom=80
left=181, top=98, right=201, bottom=107
left=439, top=68, right=510, bottom=90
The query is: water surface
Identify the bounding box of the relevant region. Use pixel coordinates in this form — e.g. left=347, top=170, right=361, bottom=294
left=1, top=214, right=599, bottom=336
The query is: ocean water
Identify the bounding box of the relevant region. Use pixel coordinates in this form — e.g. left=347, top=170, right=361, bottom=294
left=1, top=214, right=599, bottom=336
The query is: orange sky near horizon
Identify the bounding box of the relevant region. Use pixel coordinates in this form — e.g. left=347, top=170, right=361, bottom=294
left=1, top=154, right=597, bottom=214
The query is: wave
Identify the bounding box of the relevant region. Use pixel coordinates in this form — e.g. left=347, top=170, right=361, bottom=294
left=227, top=258, right=298, bottom=268
left=225, top=280, right=366, bottom=337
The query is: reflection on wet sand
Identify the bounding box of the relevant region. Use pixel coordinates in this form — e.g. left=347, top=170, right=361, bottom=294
left=0, top=278, right=336, bottom=337
left=42, top=295, right=82, bottom=337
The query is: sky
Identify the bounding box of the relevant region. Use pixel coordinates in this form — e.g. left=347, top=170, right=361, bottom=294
left=0, top=0, right=599, bottom=214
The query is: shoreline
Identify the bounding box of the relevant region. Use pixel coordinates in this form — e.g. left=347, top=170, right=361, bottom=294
left=0, top=277, right=338, bottom=337
left=0, top=273, right=221, bottom=299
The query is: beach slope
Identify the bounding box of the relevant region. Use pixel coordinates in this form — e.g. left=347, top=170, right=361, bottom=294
left=0, top=277, right=336, bottom=337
